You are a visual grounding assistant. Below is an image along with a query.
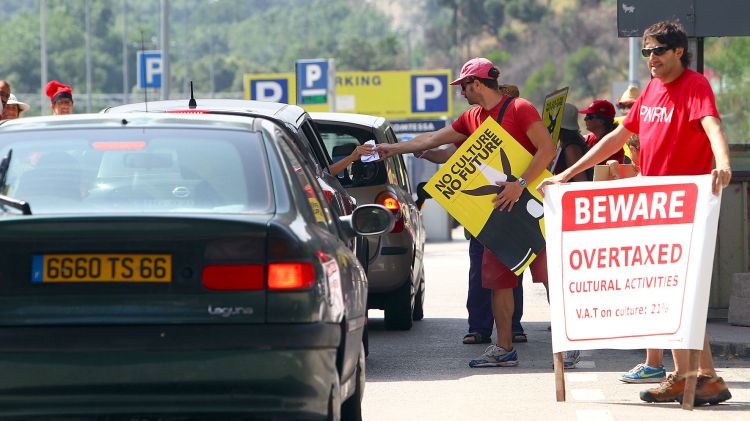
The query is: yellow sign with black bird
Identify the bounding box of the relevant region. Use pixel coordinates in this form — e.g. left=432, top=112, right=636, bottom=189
left=424, top=118, right=552, bottom=275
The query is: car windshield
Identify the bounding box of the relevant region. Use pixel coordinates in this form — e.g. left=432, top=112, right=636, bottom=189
left=0, top=127, right=272, bottom=215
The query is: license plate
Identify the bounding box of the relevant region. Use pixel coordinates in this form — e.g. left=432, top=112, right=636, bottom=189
left=31, top=254, right=172, bottom=283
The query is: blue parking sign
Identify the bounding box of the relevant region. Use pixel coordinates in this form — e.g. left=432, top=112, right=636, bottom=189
left=251, top=79, right=289, bottom=103
left=137, top=50, right=163, bottom=89
left=411, top=75, right=448, bottom=114
left=296, top=59, right=329, bottom=105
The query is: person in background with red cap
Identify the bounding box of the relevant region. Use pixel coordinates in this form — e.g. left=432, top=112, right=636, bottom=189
left=45, top=80, right=74, bottom=115
left=579, top=99, right=624, bottom=164
left=376, top=57, right=556, bottom=368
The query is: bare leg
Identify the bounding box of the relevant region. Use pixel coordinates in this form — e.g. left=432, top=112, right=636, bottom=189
left=673, top=335, right=716, bottom=377
left=491, top=288, right=514, bottom=351
left=645, top=349, right=664, bottom=368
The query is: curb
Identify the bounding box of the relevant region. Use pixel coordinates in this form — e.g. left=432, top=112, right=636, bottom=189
left=709, top=341, right=750, bottom=360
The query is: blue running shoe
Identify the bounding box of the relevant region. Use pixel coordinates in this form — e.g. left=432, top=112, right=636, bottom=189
left=620, top=363, right=666, bottom=383
left=469, top=345, right=518, bottom=368
left=563, top=350, right=580, bottom=369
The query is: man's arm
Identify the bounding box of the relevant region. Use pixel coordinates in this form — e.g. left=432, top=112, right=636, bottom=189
left=492, top=121, right=556, bottom=211
left=376, top=126, right=466, bottom=158
left=701, top=116, right=732, bottom=195
left=418, top=145, right=456, bottom=164
left=537, top=124, right=632, bottom=194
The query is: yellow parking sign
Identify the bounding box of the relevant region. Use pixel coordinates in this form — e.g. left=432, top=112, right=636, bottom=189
left=244, top=69, right=453, bottom=119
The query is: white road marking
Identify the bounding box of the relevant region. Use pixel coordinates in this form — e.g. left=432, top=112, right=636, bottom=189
left=576, top=409, right=614, bottom=421
left=567, top=373, right=599, bottom=383
left=570, top=388, right=606, bottom=401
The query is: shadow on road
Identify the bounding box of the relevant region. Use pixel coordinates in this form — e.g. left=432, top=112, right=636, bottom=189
left=365, top=316, right=750, bottom=383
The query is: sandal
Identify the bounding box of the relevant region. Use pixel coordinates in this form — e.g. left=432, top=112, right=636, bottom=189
left=463, top=332, right=492, bottom=344
left=512, top=332, right=528, bottom=343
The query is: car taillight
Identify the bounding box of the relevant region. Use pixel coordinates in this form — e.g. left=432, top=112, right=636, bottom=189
left=375, top=191, right=404, bottom=233
left=321, top=188, right=335, bottom=205
left=91, top=141, right=146, bottom=150
left=201, top=262, right=316, bottom=291
left=268, top=263, right=316, bottom=290
left=166, top=110, right=210, bottom=114
left=202, top=264, right=265, bottom=291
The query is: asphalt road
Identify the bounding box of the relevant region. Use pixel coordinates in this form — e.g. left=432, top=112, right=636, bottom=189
left=362, top=234, right=750, bottom=420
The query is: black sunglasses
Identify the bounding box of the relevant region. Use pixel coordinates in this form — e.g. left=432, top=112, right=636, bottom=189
left=460, top=78, right=476, bottom=90
left=617, top=103, right=633, bottom=110
left=641, top=46, right=672, bottom=57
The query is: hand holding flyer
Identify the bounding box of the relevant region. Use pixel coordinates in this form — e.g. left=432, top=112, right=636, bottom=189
left=360, top=140, right=380, bottom=163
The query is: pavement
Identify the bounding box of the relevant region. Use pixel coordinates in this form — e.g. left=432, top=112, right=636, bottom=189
left=364, top=233, right=750, bottom=420
left=432, top=229, right=750, bottom=361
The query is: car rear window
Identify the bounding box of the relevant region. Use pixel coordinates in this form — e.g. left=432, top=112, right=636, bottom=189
left=317, top=123, right=387, bottom=187
left=0, top=128, right=272, bottom=214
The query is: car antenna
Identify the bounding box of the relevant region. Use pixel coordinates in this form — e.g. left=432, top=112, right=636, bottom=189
left=188, top=81, right=197, bottom=109
left=141, top=30, right=148, bottom=112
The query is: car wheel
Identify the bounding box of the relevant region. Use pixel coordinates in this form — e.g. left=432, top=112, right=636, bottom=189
left=412, top=268, right=425, bottom=321
left=341, top=343, right=365, bottom=421
left=384, top=280, right=413, bottom=330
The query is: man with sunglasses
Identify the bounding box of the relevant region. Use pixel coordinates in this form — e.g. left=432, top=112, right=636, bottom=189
left=376, top=57, right=556, bottom=368
left=538, top=20, right=732, bottom=406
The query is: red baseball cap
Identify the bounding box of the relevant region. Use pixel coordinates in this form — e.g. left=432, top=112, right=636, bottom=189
left=450, top=58, right=497, bottom=85
left=579, top=99, right=615, bottom=120
left=45, top=80, right=73, bottom=104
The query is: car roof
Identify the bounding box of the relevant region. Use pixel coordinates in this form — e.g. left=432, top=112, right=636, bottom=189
left=0, top=112, right=261, bottom=132
left=309, top=112, right=387, bottom=129
left=104, top=99, right=308, bottom=126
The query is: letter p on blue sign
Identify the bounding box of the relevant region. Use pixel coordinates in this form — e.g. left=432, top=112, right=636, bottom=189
left=411, top=75, right=448, bottom=113
left=137, top=50, right=163, bottom=89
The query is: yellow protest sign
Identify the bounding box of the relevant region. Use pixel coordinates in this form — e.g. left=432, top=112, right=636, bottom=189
left=542, top=87, right=569, bottom=147
left=424, top=118, right=552, bottom=275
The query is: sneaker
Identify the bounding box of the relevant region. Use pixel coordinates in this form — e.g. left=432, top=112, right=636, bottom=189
left=620, top=363, right=667, bottom=384
left=469, top=344, right=518, bottom=368
left=563, top=350, right=580, bottom=369
left=677, top=375, right=732, bottom=406
left=640, top=373, right=685, bottom=403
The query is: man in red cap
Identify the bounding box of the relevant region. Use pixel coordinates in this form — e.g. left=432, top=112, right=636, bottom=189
left=45, top=80, right=74, bottom=115
left=375, top=57, right=556, bottom=368
left=579, top=99, right=623, bottom=164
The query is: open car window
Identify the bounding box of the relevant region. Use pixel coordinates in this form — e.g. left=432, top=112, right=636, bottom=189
left=0, top=128, right=273, bottom=215
left=317, top=123, right=387, bottom=187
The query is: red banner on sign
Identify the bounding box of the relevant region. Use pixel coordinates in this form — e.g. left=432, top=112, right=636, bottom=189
left=561, top=183, right=697, bottom=231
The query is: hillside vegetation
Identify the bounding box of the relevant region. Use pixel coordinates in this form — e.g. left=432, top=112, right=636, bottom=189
left=0, top=0, right=748, bottom=141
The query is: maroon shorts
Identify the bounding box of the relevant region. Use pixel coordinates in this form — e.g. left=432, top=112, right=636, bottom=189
left=481, top=247, right=548, bottom=289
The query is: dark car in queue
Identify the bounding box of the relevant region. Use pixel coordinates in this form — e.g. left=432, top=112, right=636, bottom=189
left=0, top=113, right=393, bottom=420
left=103, top=100, right=369, bottom=268
left=311, top=112, right=426, bottom=331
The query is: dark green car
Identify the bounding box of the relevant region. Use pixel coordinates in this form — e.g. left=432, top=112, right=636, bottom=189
left=0, top=113, right=392, bottom=419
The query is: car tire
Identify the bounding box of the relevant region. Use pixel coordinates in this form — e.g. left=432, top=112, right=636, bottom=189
left=412, top=268, right=425, bottom=321
left=384, top=279, right=413, bottom=331
left=341, top=343, right=365, bottom=421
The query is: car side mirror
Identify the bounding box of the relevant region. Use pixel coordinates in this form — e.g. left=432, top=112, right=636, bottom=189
left=339, top=204, right=394, bottom=238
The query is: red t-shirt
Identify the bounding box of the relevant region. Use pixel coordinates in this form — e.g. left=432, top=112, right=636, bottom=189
left=451, top=96, right=541, bottom=155
left=622, top=68, right=719, bottom=176
left=585, top=132, right=625, bottom=164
